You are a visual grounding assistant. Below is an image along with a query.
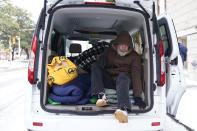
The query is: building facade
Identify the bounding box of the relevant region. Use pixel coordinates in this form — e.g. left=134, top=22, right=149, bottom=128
left=156, top=0, right=197, bottom=81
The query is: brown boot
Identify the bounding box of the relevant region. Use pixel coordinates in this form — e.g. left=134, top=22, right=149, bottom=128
left=114, top=109, right=128, bottom=123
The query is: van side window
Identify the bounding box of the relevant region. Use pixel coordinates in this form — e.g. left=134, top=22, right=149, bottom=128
left=65, top=39, right=72, bottom=57
left=50, top=30, right=58, bottom=52
left=159, top=25, right=170, bottom=56
left=133, top=32, right=143, bottom=55
left=58, top=36, right=66, bottom=56
left=65, top=40, right=92, bottom=57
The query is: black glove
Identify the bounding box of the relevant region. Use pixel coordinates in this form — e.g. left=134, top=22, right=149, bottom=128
left=134, top=97, right=146, bottom=109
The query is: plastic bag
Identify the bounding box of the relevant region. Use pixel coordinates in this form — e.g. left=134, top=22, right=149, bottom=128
left=47, top=56, right=78, bottom=86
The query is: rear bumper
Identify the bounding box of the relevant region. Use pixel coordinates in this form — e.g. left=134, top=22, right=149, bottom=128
left=25, top=112, right=163, bottom=131
left=24, top=88, right=165, bottom=131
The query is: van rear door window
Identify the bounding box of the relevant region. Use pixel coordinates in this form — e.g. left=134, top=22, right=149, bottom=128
left=159, top=25, right=170, bottom=57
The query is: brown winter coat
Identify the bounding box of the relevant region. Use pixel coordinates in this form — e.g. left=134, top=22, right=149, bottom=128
left=100, top=31, right=142, bottom=98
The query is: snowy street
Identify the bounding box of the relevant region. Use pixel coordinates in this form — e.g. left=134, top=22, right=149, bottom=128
left=0, top=67, right=28, bottom=131
left=0, top=61, right=196, bottom=131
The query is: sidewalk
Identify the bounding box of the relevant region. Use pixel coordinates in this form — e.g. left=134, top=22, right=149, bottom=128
left=0, top=60, right=28, bottom=72
left=184, top=69, right=197, bottom=87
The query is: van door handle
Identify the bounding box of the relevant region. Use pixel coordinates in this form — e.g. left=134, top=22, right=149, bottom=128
left=170, top=57, right=178, bottom=65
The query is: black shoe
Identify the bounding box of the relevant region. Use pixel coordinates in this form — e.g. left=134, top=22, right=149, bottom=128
left=134, top=97, right=146, bottom=109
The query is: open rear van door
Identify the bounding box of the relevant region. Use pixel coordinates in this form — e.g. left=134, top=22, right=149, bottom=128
left=157, top=14, right=186, bottom=117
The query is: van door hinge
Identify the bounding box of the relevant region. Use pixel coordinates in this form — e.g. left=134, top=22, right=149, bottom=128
left=153, top=83, right=156, bottom=91
left=37, top=81, right=41, bottom=89
left=41, top=43, right=47, bottom=50
left=170, top=57, right=178, bottom=65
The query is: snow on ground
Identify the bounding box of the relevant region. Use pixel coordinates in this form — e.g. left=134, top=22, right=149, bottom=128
left=0, top=67, right=28, bottom=131
left=0, top=69, right=27, bottom=109
left=176, top=87, right=197, bottom=130
left=171, top=69, right=197, bottom=130
left=0, top=60, right=28, bottom=71
left=164, top=116, right=188, bottom=131
left=184, top=70, right=197, bottom=87
left=0, top=93, right=26, bottom=131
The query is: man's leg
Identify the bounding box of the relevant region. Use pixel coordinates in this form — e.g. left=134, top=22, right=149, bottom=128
left=91, top=61, right=105, bottom=96
left=91, top=61, right=114, bottom=107
left=115, top=74, right=131, bottom=123
left=116, top=74, right=131, bottom=110
left=91, top=54, right=115, bottom=94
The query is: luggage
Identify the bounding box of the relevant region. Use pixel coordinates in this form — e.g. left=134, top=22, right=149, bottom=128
left=47, top=56, right=78, bottom=86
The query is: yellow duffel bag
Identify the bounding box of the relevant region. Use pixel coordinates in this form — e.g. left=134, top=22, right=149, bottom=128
left=47, top=56, right=78, bottom=87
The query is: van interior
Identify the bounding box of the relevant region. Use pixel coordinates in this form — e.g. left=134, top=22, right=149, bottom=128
left=41, top=6, right=152, bottom=114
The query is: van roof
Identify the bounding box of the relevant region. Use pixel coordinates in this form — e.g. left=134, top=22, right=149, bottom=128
left=51, top=7, right=146, bottom=36
left=46, top=0, right=153, bottom=14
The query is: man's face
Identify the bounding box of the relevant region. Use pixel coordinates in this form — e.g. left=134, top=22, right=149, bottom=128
left=117, top=44, right=130, bottom=56
left=118, top=44, right=129, bottom=52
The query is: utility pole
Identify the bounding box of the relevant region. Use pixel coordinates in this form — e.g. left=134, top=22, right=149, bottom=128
left=16, top=36, right=21, bottom=57
left=9, top=37, right=12, bottom=61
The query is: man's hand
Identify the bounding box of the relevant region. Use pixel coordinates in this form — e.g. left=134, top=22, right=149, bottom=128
left=134, top=97, right=146, bottom=109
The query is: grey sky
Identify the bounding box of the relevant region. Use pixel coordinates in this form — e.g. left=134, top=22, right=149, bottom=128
left=11, top=0, right=43, bottom=22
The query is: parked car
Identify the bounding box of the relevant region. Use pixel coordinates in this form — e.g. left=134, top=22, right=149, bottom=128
left=25, top=0, right=186, bottom=130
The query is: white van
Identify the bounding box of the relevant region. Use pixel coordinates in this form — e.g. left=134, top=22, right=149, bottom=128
left=25, top=0, right=186, bottom=130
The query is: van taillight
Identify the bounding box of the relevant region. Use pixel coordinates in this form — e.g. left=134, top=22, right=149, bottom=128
left=159, top=40, right=165, bottom=86
left=33, top=122, right=43, bottom=127
left=152, top=122, right=160, bottom=126
left=85, top=2, right=115, bottom=5
left=28, top=35, right=37, bottom=84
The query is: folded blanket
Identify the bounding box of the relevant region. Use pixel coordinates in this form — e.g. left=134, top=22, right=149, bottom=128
left=104, top=88, right=145, bottom=104
left=49, top=74, right=91, bottom=105
left=104, top=88, right=133, bottom=95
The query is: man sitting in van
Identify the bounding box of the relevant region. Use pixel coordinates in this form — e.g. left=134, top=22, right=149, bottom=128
left=91, top=31, right=146, bottom=123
